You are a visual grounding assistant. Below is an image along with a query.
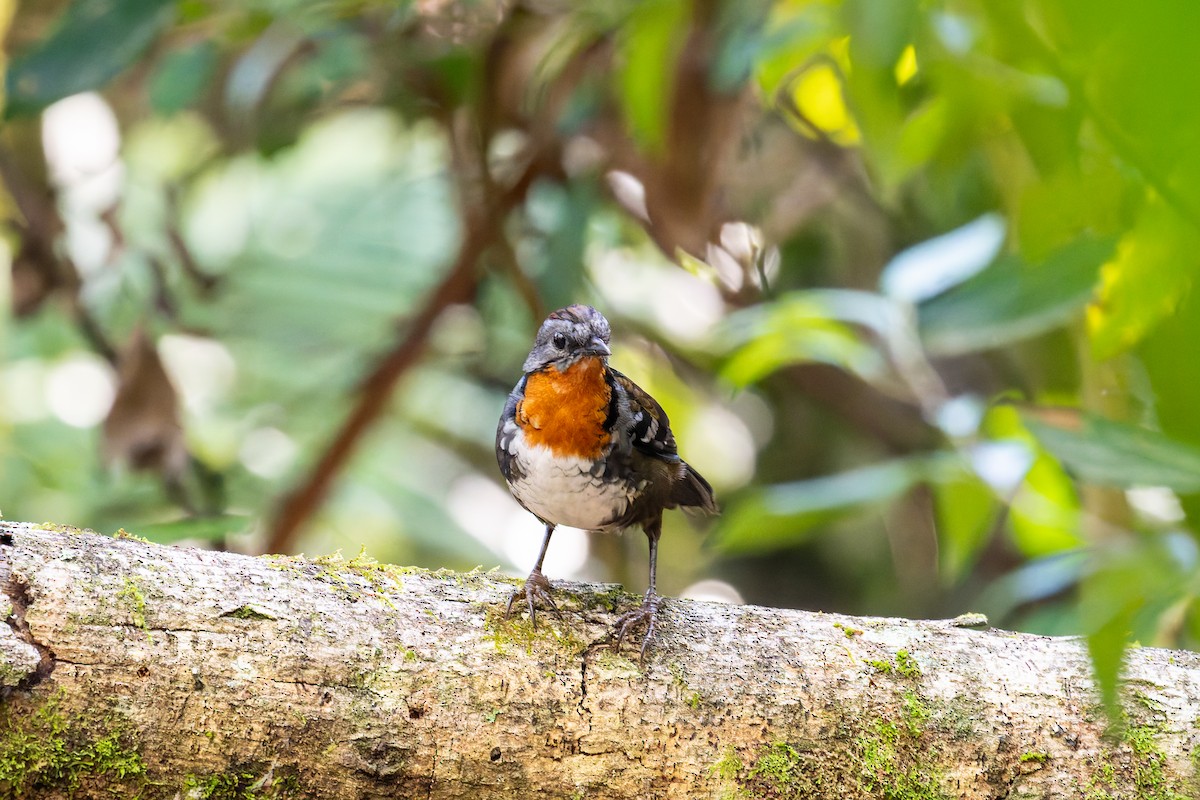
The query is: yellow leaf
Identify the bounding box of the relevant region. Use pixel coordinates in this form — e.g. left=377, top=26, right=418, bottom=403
left=1087, top=200, right=1199, bottom=361
left=894, top=44, right=918, bottom=85
left=790, top=61, right=860, bottom=145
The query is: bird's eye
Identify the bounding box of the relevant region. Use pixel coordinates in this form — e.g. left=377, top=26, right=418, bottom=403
left=552, top=332, right=568, bottom=349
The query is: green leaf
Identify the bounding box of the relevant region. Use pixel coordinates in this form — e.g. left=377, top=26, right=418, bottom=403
left=1023, top=413, right=1200, bottom=493
left=710, top=3, right=771, bottom=93
left=1088, top=200, right=1200, bottom=361
left=1080, top=534, right=1198, bottom=723
left=132, top=515, right=251, bottom=543
left=718, top=290, right=896, bottom=386
left=1008, top=450, right=1084, bottom=557
left=720, top=318, right=882, bottom=387
left=976, top=551, right=1087, bottom=625
left=895, top=95, right=950, bottom=186
left=842, top=0, right=917, bottom=70
left=1084, top=594, right=1137, bottom=724
left=983, top=405, right=1083, bottom=557
left=523, top=181, right=595, bottom=312
left=615, top=0, right=688, bottom=153
left=713, top=455, right=958, bottom=555
left=148, top=41, right=218, bottom=116
left=933, top=473, right=996, bottom=580
left=917, top=235, right=1115, bottom=356
left=1013, top=162, right=1126, bottom=260
left=1140, top=281, right=1200, bottom=528
left=5, top=0, right=177, bottom=118
left=751, top=4, right=832, bottom=99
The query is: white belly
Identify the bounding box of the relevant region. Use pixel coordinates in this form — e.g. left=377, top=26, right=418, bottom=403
left=506, top=442, right=640, bottom=531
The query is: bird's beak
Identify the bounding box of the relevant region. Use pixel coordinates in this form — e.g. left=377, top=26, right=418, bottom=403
left=586, top=337, right=611, bottom=357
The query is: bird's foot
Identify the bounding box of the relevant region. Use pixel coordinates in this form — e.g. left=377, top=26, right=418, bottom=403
left=505, top=568, right=564, bottom=628
left=605, top=591, right=661, bottom=663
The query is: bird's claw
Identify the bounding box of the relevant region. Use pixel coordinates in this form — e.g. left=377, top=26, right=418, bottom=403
left=606, top=592, right=661, bottom=663
left=505, top=568, right=564, bottom=628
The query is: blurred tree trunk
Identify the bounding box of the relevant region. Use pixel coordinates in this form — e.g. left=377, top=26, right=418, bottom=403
left=1, top=522, right=1196, bottom=799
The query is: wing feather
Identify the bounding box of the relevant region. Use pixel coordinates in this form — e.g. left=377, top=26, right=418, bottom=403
left=610, top=369, right=679, bottom=460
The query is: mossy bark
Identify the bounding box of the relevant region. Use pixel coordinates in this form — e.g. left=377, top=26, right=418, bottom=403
left=1, top=521, right=1198, bottom=799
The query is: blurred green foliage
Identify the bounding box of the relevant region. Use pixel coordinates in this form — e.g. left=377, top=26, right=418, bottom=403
left=3, top=0, right=1200, bottom=711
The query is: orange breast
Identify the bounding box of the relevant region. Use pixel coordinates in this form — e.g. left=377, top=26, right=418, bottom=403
left=517, top=358, right=612, bottom=460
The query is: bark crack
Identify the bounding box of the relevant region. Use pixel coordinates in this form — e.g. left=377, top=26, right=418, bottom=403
left=3, top=571, right=56, bottom=688
left=426, top=738, right=437, bottom=800
left=577, top=650, right=594, bottom=727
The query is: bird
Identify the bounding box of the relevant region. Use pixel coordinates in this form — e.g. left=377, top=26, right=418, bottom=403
left=495, top=304, right=718, bottom=658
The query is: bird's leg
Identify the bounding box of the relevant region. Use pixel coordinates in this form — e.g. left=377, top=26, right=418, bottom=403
left=506, top=523, right=563, bottom=627
left=610, top=518, right=662, bottom=662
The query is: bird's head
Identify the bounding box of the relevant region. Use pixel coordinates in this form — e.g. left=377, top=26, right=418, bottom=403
left=523, top=304, right=612, bottom=373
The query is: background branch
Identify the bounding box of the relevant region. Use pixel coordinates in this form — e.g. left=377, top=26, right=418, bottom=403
left=263, top=153, right=549, bottom=554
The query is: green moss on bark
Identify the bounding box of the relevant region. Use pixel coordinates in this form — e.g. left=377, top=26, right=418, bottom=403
left=117, top=578, right=150, bottom=639
left=481, top=607, right=584, bottom=655
left=181, top=764, right=303, bottom=800
left=0, top=691, right=146, bottom=798
left=1083, top=721, right=1191, bottom=800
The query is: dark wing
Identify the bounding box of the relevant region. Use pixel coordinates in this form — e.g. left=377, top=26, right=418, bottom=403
left=495, top=376, right=526, bottom=482
left=609, top=368, right=679, bottom=460
left=609, top=368, right=718, bottom=515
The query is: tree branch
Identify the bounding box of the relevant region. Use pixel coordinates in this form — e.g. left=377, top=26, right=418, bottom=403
left=263, top=154, right=547, bottom=555
left=1, top=522, right=1197, bottom=799
left=0, top=145, right=118, bottom=364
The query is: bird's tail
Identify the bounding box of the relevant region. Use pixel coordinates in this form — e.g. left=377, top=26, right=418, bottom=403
left=673, top=462, right=718, bottom=515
